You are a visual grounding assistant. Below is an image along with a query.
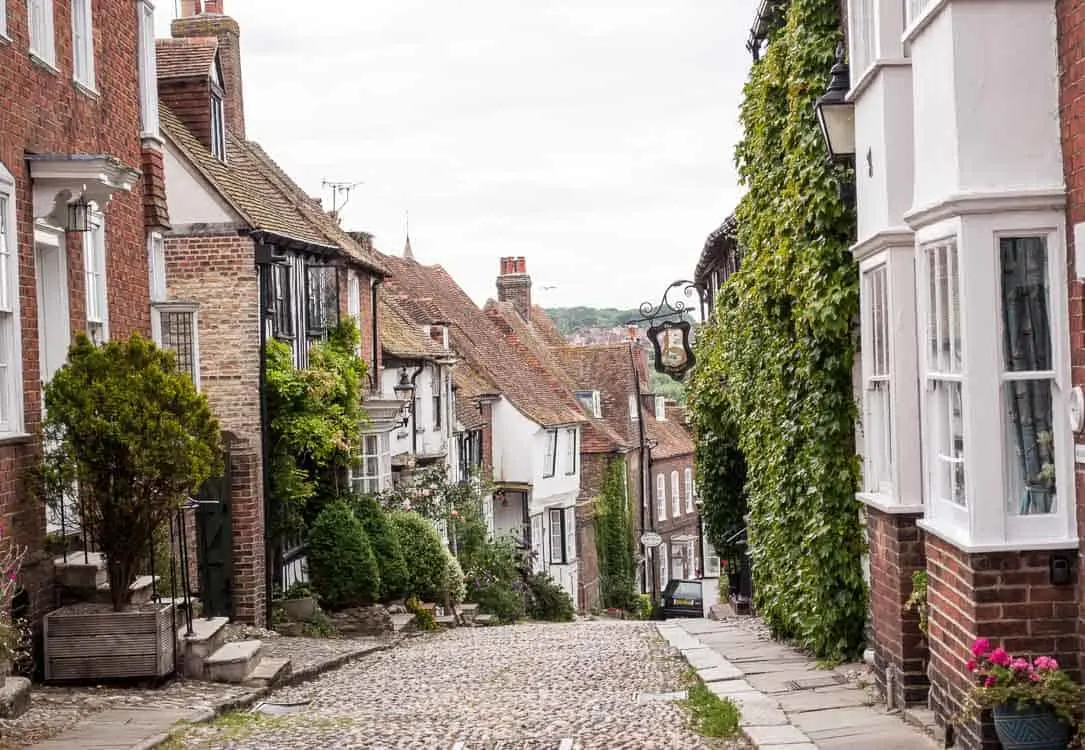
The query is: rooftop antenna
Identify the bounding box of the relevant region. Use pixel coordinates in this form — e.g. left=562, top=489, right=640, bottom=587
left=321, top=179, right=364, bottom=219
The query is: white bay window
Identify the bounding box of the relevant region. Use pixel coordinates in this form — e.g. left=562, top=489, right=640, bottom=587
left=917, top=216, right=1075, bottom=549
left=861, top=264, right=893, bottom=496
left=351, top=433, right=391, bottom=495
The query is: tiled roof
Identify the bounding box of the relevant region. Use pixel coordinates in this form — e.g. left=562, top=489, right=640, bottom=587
left=379, top=253, right=587, bottom=430
left=453, top=361, right=498, bottom=430
left=695, top=213, right=740, bottom=286
left=529, top=306, right=569, bottom=347
left=155, top=37, right=218, bottom=79
left=557, top=344, right=642, bottom=449
left=646, top=408, right=694, bottom=460
left=380, top=292, right=447, bottom=360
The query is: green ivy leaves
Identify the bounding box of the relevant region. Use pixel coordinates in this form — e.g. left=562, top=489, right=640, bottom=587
left=688, top=0, right=866, bottom=659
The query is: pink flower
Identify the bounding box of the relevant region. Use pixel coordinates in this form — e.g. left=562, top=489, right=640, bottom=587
left=1011, top=658, right=1031, bottom=672
left=1030, top=672, right=1042, bottom=682
left=989, top=648, right=1011, bottom=667
left=966, top=659, right=977, bottom=672
left=971, top=638, right=992, bottom=658
left=985, top=676, right=997, bottom=688
left=1034, top=656, right=1059, bottom=671
left=402, top=499, right=412, bottom=511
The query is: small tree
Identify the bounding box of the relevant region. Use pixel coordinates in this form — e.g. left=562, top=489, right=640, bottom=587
left=41, top=334, right=221, bottom=611
left=349, top=493, right=410, bottom=601
left=307, top=501, right=381, bottom=609
left=390, top=511, right=447, bottom=601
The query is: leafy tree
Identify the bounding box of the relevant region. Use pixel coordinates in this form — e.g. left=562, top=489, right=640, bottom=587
left=307, top=501, right=380, bottom=609
left=41, top=334, right=221, bottom=611
left=594, top=458, right=637, bottom=611
left=349, top=493, right=410, bottom=601
left=389, top=511, right=447, bottom=601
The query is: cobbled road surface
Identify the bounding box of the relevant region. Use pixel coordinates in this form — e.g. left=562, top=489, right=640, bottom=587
left=171, top=619, right=740, bottom=750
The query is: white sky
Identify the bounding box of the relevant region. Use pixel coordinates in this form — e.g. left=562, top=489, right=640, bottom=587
left=156, top=1, right=758, bottom=309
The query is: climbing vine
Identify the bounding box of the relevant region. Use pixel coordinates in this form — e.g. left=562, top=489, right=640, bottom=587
left=594, top=457, right=636, bottom=611
left=266, top=319, right=368, bottom=535
left=687, top=0, right=865, bottom=658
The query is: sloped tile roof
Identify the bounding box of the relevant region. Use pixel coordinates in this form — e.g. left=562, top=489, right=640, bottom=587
left=485, top=302, right=628, bottom=453
left=453, top=361, right=498, bottom=430
left=379, top=253, right=586, bottom=429
left=530, top=305, right=570, bottom=348
left=155, top=37, right=218, bottom=79
left=646, top=409, right=694, bottom=460
left=557, top=344, right=642, bottom=449
left=380, top=292, right=447, bottom=359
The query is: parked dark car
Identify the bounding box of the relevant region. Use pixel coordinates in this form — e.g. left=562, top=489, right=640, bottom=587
left=659, top=579, right=703, bottom=619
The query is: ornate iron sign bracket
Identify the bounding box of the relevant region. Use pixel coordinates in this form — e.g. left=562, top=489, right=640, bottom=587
left=629, top=279, right=707, bottom=382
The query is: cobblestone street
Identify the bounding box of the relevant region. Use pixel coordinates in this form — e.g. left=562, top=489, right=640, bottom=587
left=169, top=621, right=742, bottom=750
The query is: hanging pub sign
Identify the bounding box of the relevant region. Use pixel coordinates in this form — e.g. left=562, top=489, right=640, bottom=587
left=629, top=279, right=707, bottom=383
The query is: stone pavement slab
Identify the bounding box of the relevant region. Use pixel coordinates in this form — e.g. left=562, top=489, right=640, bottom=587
left=663, top=618, right=939, bottom=750
left=26, top=707, right=198, bottom=750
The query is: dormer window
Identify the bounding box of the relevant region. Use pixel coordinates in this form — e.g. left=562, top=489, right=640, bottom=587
left=575, top=389, right=601, bottom=419
left=210, top=92, right=226, bottom=160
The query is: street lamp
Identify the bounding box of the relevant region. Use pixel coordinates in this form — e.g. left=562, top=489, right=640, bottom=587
left=814, top=43, right=856, bottom=166
left=393, top=368, right=415, bottom=428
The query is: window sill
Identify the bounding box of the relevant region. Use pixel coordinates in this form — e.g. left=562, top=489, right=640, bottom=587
left=846, top=58, right=911, bottom=102
left=141, top=133, right=164, bottom=149
left=29, top=52, right=59, bottom=75
left=0, top=432, right=34, bottom=447
left=917, top=517, right=1079, bottom=553
left=73, top=79, right=99, bottom=99
left=903, top=0, right=948, bottom=45
left=856, top=492, right=924, bottom=515
left=0, top=31, right=11, bottom=45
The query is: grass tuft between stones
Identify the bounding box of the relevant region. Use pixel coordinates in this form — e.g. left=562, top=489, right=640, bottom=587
left=682, top=681, right=741, bottom=738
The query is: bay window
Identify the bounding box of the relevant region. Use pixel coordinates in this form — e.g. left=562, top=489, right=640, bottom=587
left=351, top=433, right=391, bottom=495
left=861, top=264, right=894, bottom=495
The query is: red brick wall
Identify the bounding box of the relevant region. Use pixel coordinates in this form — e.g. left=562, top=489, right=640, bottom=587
left=171, top=13, right=246, bottom=139
left=0, top=0, right=149, bottom=622
left=926, top=534, right=1078, bottom=749
left=164, top=232, right=265, bottom=624
left=576, top=452, right=609, bottom=611
left=158, top=78, right=214, bottom=152
left=865, top=508, right=928, bottom=708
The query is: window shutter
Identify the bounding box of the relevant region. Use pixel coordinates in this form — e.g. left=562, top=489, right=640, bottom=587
left=565, top=506, right=576, bottom=562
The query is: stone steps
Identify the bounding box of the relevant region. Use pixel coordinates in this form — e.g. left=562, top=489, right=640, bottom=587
left=206, top=640, right=263, bottom=683
left=243, top=657, right=292, bottom=689
left=390, top=613, right=416, bottom=633
left=178, top=616, right=230, bottom=679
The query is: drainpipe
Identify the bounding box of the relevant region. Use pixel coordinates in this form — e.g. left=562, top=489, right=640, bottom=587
left=628, top=344, right=655, bottom=603
left=409, top=363, right=424, bottom=456
left=370, top=278, right=381, bottom=391
left=256, top=247, right=275, bottom=627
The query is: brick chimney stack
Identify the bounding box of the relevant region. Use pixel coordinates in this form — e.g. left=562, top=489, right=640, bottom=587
left=172, top=0, right=246, bottom=139
left=496, top=257, right=532, bottom=320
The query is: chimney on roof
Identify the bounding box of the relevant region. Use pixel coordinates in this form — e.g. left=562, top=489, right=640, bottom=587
left=496, top=256, right=532, bottom=321
left=172, top=0, right=246, bottom=139
left=627, top=324, right=638, bottom=340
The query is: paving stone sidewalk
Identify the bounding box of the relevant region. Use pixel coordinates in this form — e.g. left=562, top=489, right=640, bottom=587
left=659, top=618, right=939, bottom=750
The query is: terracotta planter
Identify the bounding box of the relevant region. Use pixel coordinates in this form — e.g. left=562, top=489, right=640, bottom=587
left=992, top=703, right=1071, bottom=750
left=281, top=597, right=317, bottom=622
left=43, top=603, right=176, bottom=681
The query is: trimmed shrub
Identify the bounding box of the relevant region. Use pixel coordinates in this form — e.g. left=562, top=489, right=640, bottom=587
left=390, top=511, right=447, bottom=601
left=307, top=501, right=380, bottom=610
left=442, top=551, right=466, bottom=606
left=350, top=493, right=410, bottom=601
left=526, top=573, right=575, bottom=622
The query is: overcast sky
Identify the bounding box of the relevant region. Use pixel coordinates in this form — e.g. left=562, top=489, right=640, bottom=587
left=156, top=1, right=757, bottom=310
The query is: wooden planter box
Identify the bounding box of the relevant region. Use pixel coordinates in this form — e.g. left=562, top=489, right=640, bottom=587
left=44, top=603, right=176, bottom=682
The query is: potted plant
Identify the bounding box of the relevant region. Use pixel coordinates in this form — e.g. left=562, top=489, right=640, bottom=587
left=281, top=582, right=319, bottom=621
left=962, top=638, right=1080, bottom=750
left=39, top=334, right=221, bottom=681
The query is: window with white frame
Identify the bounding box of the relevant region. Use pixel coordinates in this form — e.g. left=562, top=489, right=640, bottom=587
left=154, top=305, right=200, bottom=388
left=210, top=92, right=226, bottom=161
left=684, top=467, right=694, bottom=513
left=548, top=507, right=567, bottom=564
left=999, top=237, right=1057, bottom=516
left=138, top=0, right=159, bottom=137
left=347, top=274, right=360, bottom=320
left=0, top=171, right=23, bottom=438
left=565, top=506, right=576, bottom=562
left=575, top=389, right=601, bottom=418
left=862, top=264, right=893, bottom=495
left=850, top=0, right=875, bottom=78
left=0, top=0, right=7, bottom=37
left=543, top=429, right=557, bottom=477
left=564, top=428, right=576, bottom=475
left=907, top=0, right=935, bottom=27
left=85, top=213, right=108, bottom=344
left=432, top=373, right=442, bottom=430
left=148, top=232, right=166, bottom=302
left=670, top=470, right=681, bottom=517
left=351, top=433, right=391, bottom=495
left=28, top=0, right=55, bottom=67
left=414, top=396, right=424, bottom=434
left=629, top=394, right=639, bottom=421
left=659, top=550, right=669, bottom=586
left=656, top=473, right=666, bottom=521
left=922, top=240, right=965, bottom=508
left=71, top=0, right=94, bottom=89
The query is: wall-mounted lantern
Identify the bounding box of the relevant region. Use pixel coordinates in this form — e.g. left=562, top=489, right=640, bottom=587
left=65, top=192, right=92, bottom=233
left=393, top=368, right=415, bottom=428
left=814, top=43, right=855, bottom=166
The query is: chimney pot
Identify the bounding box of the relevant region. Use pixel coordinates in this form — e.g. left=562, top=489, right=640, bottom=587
left=203, top=0, right=223, bottom=12
left=180, top=0, right=202, bottom=16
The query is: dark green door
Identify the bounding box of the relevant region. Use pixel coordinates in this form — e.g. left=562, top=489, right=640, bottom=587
left=195, top=452, right=233, bottom=618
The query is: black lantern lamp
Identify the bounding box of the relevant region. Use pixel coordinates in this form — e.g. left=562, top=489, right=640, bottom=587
left=393, top=368, right=415, bottom=427
left=814, top=43, right=856, bottom=166
left=66, top=190, right=92, bottom=233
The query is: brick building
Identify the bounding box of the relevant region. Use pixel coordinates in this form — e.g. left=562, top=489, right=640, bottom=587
left=155, top=0, right=389, bottom=625
left=0, top=0, right=163, bottom=625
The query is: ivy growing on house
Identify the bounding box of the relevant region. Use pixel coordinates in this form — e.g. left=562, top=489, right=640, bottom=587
left=687, top=0, right=865, bottom=658
left=594, top=457, right=637, bottom=611
left=266, top=319, right=368, bottom=536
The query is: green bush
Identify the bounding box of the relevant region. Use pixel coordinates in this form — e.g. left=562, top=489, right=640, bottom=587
left=462, top=538, right=527, bottom=623
left=307, top=501, right=380, bottom=610
left=350, top=493, right=410, bottom=601
left=526, top=573, right=574, bottom=622
left=594, top=458, right=637, bottom=611
left=443, top=550, right=467, bottom=606
left=405, top=596, right=438, bottom=631
left=390, top=511, right=447, bottom=601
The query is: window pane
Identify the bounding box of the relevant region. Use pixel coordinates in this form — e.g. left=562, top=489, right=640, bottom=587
left=1000, top=237, right=1051, bottom=372
left=0, top=195, right=8, bottom=313
left=930, top=379, right=965, bottom=506
left=1004, top=380, right=1056, bottom=515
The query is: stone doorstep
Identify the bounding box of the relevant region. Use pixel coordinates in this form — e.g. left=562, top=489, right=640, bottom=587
left=242, top=657, right=292, bottom=689
left=0, top=676, right=31, bottom=720
left=389, top=613, right=416, bottom=633
left=179, top=616, right=231, bottom=678
left=53, top=552, right=107, bottom=590
left=95, top=575, right=159, bottom=605
left=205, top=640, right=263, bottom=684
left=743, top=723, right=814, bottom=747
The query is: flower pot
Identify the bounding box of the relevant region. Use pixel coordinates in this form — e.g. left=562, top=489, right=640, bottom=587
left=281, top=597, right=317, bottom=622
left=992, top=702, right=1072, bottom=750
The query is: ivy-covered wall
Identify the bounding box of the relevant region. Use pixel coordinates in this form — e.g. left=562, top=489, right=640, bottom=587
left=688, top=0, right=865, bottom=658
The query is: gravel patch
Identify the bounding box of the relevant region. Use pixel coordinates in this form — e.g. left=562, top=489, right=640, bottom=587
left=171, top=621, right=750, bottom=749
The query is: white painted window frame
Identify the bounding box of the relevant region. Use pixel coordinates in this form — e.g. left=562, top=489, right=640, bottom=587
left=861, top=263, right=894, bottom=496
left=0, top=0, right=7, bottom=38
left=543, top=429, right=557, bottom=478
left=210, top=92, right=226, bottom=161
left=564, top=506, right=576, bottom=563
left=351, top=433, right=392, bottom=495
left=28, top=0, right=55, bottom=68
left=656, top=472, right=666, bottom=522
left=629, top=394, right=639, bottom=421
left=670, top=470, right=680, bottom=518
left=0, top=164, right=24, bottom=438
left=148, top=231, right=166, bottom=303
left=684, top=467, right=694, bottom=514
left=151, top=302, right=201, bottom=389
left=548, top=507, right=566, bottom=564
left=71, top=0, right=94, bottom=90
left=84, top=209, right=109, bottom=344
left=917, top=213, right=1076, bottom=551
left=138, top=0, right=159, bottom=138
left=564, top=427, right=576, bottom=475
